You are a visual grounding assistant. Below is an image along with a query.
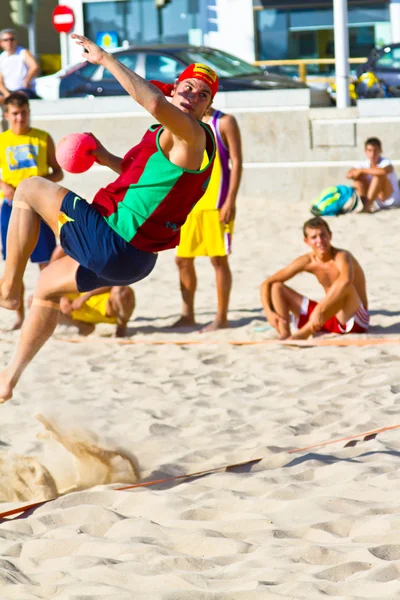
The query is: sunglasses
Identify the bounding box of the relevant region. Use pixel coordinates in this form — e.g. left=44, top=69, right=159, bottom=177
left=1, top=37, right=16, bottom=42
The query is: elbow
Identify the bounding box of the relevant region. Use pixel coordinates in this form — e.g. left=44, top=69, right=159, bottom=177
left=260, top=278, right=272, bottom=299
left=147, top=94, right=165, bottom=120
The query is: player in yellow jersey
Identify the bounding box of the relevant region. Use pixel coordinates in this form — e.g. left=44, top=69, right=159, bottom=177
left=174, top=106, right=242, bottom=331
left=49, top=245, right=135, bottom=337
left=0, top=92, right=63, bottom=328
left=59, top=287, right=135, bottom=338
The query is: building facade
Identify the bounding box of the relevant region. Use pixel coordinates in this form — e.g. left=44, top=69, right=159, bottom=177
left=254, top=0, right=392, bottom=61
left=2, top=0, right=399, bottom=70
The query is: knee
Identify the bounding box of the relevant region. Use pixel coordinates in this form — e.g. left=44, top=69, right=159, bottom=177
left=271, top=281, right=284, bottom=293
left=175, top=256, right=193, bottom=270
left=210, top=256, right=229, bottom=270
left=112, top=285, right=134, bottom=303
left=18, top=176, right=41, bottom=192
left=112, top=286, right=135, bottom=309
left=16, top=178, right=31, bottom=197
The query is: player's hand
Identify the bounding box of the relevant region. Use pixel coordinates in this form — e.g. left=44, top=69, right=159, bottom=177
left=59, top=297, right=72, bottom=315
left=309, top=306, right=325, bottom=331
left=0, top=182, right=15, bottom=202
left=219, top=201, right=236, bottom=224
left=71, top=34, right=106, bottom=65
left=83, top=132, right=108, bottom=164
left=71, top=296, right=86, bottom=311
left=346, top=168, right=361, bottom=180
left=266, top=310, right=286, bottom=332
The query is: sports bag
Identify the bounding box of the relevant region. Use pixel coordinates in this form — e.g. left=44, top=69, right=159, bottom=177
left=311, top=185, right=361, bottom=216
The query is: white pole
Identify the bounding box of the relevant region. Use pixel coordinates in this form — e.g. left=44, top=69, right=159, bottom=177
left=333, top=0, right=350, bottom=108
left=390, top=0, right=400, bottom=43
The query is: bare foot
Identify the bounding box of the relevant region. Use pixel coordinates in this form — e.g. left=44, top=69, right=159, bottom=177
left=9, top=316, right=24, bottom=331
left=200, top=319, right=229, bottom=333
left=114, top=324, right=127, bottom=338
left=76, top=322, right=95, bottom=336
left=287, top=330, right=311, bottom=340
left=0, top=281, right=21, bottom=311
left=170, top=315, right=196, bottom=328
left=0, top=370, right=14, bottom=404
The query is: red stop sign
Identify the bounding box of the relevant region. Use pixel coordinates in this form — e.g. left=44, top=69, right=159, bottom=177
left=52, top=5, right=75, bottom=34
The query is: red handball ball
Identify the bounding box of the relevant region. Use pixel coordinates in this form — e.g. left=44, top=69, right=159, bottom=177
left=56, top=133, right=97, bottom=174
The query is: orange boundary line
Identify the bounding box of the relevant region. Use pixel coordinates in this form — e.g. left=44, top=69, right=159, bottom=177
left=1, top=422, right=399, bottom=521
left=54, top=337, right=400, bottom=347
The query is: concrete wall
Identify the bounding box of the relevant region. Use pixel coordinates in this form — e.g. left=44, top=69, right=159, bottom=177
left=23, top=92, right=400, bottom=204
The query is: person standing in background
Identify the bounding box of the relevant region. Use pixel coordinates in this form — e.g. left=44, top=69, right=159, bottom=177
left=0, top=92, right=63, bottom=329
left=174, top=107, right=242, bottom=332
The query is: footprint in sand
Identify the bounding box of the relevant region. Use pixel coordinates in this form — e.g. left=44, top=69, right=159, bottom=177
left=315, top=561, right=371, bottom=581
left=368, top=544, right=400, bottom=561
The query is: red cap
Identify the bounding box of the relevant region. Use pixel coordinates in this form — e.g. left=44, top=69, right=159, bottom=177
left=150, top=63, right=219, bottom=99
left=177, top=63, right=219, bottom=98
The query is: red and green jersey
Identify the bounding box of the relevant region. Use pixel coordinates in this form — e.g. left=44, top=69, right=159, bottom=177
left=92, top=122, right=215, bottom=252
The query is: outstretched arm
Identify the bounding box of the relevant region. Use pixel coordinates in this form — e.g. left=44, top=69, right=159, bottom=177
left=71, top=34, right=203, bottom=146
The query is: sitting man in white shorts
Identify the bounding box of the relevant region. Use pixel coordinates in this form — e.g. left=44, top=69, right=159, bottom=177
left=260, top=217, right=369, bottom=340
left=346, top=136, right=400, bottom=213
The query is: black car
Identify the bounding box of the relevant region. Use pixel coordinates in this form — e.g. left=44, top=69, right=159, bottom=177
left=358, top=43, right=400, bottom=95
left=35, top=44, right=307, bottom=100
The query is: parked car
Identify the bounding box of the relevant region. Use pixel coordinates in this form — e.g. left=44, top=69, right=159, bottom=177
left=35, top=44, right=307, bottom=101
left=357, top=43, right=400, bottom=96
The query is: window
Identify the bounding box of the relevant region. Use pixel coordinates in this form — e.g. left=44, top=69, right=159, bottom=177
left=376, top=47, right=400, bottom=69
left=75, top=63, right=99, bottom=79
left=145, top=55, right=183, bottom=82
left=255, top=4, right=390, bottom=61
left=102, top=53, right=138, bottom=79
left=176, top=49, right=263, bottom=77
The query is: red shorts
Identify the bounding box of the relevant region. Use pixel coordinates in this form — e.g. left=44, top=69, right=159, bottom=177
left=296, top=298, right=369, bottom=334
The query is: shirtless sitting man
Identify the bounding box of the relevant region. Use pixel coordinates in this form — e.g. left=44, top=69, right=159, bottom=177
left=346, top=137, right=400, bottom=213
left=260, top=217, right=369, bottom=340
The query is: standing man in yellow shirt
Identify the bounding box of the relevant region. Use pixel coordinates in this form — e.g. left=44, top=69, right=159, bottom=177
left=174, top=107, right=242, bottom=331
left=0, top=91, right=63, bottom=328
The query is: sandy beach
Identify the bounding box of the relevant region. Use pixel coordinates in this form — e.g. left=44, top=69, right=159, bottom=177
left=0, top=196, right=400, bottom=599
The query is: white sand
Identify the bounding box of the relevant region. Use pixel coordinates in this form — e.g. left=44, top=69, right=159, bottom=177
left=0, top=198, right=400, bottom=599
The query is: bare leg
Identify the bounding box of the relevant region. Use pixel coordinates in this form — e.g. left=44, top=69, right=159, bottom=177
left=0, top=255, right=79, bottom=403
left=9, top=283, right=25, bottom=331
left=352, top=173, right=369, bottom=200
left=201, top=255, right=232, bottom=332
left=270, top=282, right=304, bottom=339
left=0, top=177, right=69, bottom=311
left=108, top=286, right=135, bottom=337
left=367, top=175, right=393, bottom=204
left=356, top=174, right=394, bottom=212
left=290, top=284, right=362, bottom=340
left=172, top=256, right=196, bottom=327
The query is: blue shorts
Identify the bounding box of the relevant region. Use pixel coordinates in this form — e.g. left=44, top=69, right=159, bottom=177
left=59, top=191, right=158, bottom=292
left=1, top=200, right=56, bottom=264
